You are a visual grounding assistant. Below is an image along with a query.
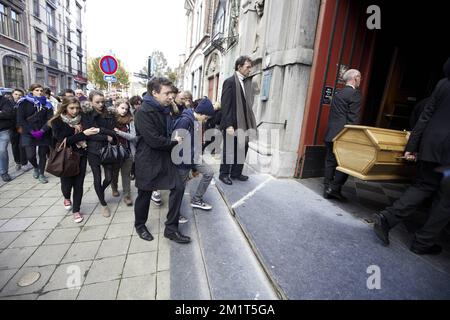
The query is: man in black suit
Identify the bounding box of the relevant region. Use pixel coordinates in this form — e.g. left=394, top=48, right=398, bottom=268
left=219, top=56, right=257, bottom=185
left=323, top=69, right=362, bottom=200
left=373, top=57, right=450, bottom=255
left=134, top=77, right=189, bottom=244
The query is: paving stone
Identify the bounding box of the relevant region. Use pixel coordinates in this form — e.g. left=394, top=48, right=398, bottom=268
left=0, top=198, right=13, bottom=207
left=79, top=203, right=98, bottom=215
left=0, top=294, right=38, bottom=300
left=75, top=225, right=108, bottom=242
left=122, top=252, right=157, bottom=278
left=0, top=231, right=21, bottom=249
left=0, top=190, right=26, bottom=199
left=3, top=198, right=36, bottom=208
left=117, top=274, right=156, bottom=300
left=13, top=206, right=50, bottom=218
left=0, top=265, right=56, bottom=297
left=38, top=288, right=80, bottom=300
left=0, top=269, right=18, bottom=291
left=61, top=241, right=101, bottom=264
left=19, top=189, right=49, bottom=198
left=0, top=247, right=37, bottom=269
left=0, top=220, right=6, bottom=228
left=77, top=280, right=119, bottom=300
left=111, top=211, right=135, bottom=224
left=82, top=215, right=111, bottom=227
left=157, top=250, right=170, bottom=272
left=128, top=235, right=158, bottom=254
left=84, top=255, right=126, bottom=284
left=43, top=261, right=92, bottom=292
left=42, top=205, right=71, bottom=217
left=9, top=230, right=52, bottom=248
left=27, top=216, right=64, bottom=231
left=0, top=218, right=37, bottom=232
left=24, top=244, right=71, bottom=267
left=0, top=207, right=23, bottom=219
left=156, top=270, right=170, bottom=300
left=105, top=223, right=133, bottom=239
left=96, top=237, right=130, bottom=259
left=43, top=228, right=81, bottom=245
left=31, top=197, right=60, bottom=207
left=57, top=215, right=90, bottom=229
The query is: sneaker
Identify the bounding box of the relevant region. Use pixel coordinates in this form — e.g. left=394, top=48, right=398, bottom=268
left=15, top=164, right=21, bottom=171
left=73, top=212, right=84, bottom=223
left=38, top=174, right=48, bottom=184
left=151, top=191, right=162, bottom=206
left=1, top=173, right=12, bottom=182
left=64, top=199, right=72, bottom=210
left=191, top=199, right=212, bottom=211
left=101, top=205, right=111, bottom=218
left=178, top=215, right=189, bottom=224
left=32, top=168, right=39, bottom=179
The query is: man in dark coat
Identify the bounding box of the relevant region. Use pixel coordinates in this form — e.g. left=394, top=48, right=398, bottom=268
left=219, top=56, right=257, bottom=185
left=134, top=77, right=189, bottom=243
left=323, top=69, right=362, bottom=201
left=373, top=57, right=450, bottom=255
left=0, top=95, right=15, bottom=182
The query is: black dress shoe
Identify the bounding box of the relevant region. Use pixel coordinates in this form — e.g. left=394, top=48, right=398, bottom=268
left=219, top=175, right=233, bottom=185
left=164, top=231, right=191, bottom=244
left=136, top=226, right=154, bottom=241
left=324, top=187, right=347, bottom=201
left=231, top=174, right=249, bottom=181
left=373, top=213, right=390, bottom=246
left=410, top=243, right=442, bottom=255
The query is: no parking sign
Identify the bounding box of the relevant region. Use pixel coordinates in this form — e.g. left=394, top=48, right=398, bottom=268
left=99, top=55, right=118, bottom=75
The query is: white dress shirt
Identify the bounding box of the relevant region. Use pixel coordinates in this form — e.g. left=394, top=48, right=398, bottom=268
left=236, top=71, right=246, bottom=97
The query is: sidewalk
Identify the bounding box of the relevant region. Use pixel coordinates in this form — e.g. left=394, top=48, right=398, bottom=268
left=216, top=167, right=450, bottom=299
left=0, top=167, right=277, bottom=300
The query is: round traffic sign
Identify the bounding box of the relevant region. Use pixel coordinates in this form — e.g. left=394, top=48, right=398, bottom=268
left=99, top=55, right=118, bottom=75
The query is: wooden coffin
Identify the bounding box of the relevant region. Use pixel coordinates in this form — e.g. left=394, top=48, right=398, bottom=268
left=333, top=125, right=415, bottom=181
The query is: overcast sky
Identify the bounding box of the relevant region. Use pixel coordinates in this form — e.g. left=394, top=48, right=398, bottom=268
left=86, top=0, right=187, bottom=73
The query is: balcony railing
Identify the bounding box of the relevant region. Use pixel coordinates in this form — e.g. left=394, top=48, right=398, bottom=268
left=48, top=26, right=58, bottom=37
left=49, top=58, right=58, bottom=68
left=77, top=46, right=82, bottom=54
left=36, top=53, right=43, bottom=63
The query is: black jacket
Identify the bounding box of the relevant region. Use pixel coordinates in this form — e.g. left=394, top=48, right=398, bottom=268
left=0, top=96, right=14, bottom=132
left=406, top=78, right=450, bottom=165
left=220, top=75, right=248, bottom=130
left=324, top=85, right=361, bottom=142
left=81, top=104, right=116, bottom=156
left=16, top=99, right=53, bottom=146
left=134, top=98, right=179, bottom=191
left=51, top=118, right=88, bottom=155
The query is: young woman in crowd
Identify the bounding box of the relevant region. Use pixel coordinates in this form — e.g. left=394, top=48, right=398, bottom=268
left=48, top=97, right=100, bottom=223
left=16, top=84, right=54, bottom=183
left=111, top=99, right=137, bottom=206
left=81, top=90, right=117, bottom=217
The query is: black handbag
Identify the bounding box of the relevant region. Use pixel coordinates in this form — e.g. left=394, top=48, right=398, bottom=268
left=100, top=135, right=130, bottom=165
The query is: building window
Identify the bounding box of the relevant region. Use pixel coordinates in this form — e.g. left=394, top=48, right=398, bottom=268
left=35, top=29, right=42, bottom=54
left=46, top=5, right=55, bottom=29
left=77, top=55, right=83, bottom=75
left=0, top=4, right=9, bottom=36
left=35, top=68, right=45, bottom=84
left=76, top=2, right=82, bottom=27
left=48, top=38, right=57, bottom=60
left=66, top=18, right=71, bottom=41
left=3, top=56, right=25, bottom=89
left=33, top=0, right=40, bottom=17
left=77, top=30, right=82, bottom=51
left=67, top=48, right=72, bottom=72
left=48, top=73, right=58, bottom=95
left=66, top=0, right=71, bottom=12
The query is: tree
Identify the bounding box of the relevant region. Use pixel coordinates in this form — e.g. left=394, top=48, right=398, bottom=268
left=88, top=56, right=130, bottom=90
left=139, top=51, right=179, bottom=85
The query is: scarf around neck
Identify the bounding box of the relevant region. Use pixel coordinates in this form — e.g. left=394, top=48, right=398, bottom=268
left=17, top=93, right=53, bottom=111
left=143, top=94, right=173, bottom=138
left=60, top=114, right=87, bottom=149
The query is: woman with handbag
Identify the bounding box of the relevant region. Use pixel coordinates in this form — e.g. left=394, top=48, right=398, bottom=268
left=111, top=99, right=136, bottom=206
left=81, top=90, right=118, bottom=218
left=48, top=97, right=99, bottom=223
left=16, top=84, right=54, bottom=184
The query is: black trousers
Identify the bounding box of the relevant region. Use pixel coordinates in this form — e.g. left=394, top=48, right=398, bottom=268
left=25, top=145, right=49, bottom=175
left=134, top=175, right=185, bottom=234
left=324, top=142, right=349, bottom=190
left=87, top=153, right=115, bottom=206
left=383, top=161, right=450, bottom=248
left=220, top=130, right=249, bottom=177
left=61, top=155, right=87, bottom=213
left=10, top=130, right=27, bottom=165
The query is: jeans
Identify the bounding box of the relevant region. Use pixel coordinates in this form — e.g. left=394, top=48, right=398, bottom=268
left=10, top=129, right=27, bottom=166
left=0, top=130, right=10, bottom=175
left=192, top=162, right=214, bottom=202
left=111, top=156, right=134, bottom=196
left=25, top=145, right=49, bottom=175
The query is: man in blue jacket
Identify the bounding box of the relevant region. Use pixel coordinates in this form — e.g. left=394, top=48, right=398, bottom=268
left=173, top=97, right=216, bottom=222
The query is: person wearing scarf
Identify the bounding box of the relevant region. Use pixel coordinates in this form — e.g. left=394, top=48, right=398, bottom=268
left=16, top=84, right=54, bottom=183
left=134, top=77, right=190, bottom=244
left=48, top=96, right=99, bottom=223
